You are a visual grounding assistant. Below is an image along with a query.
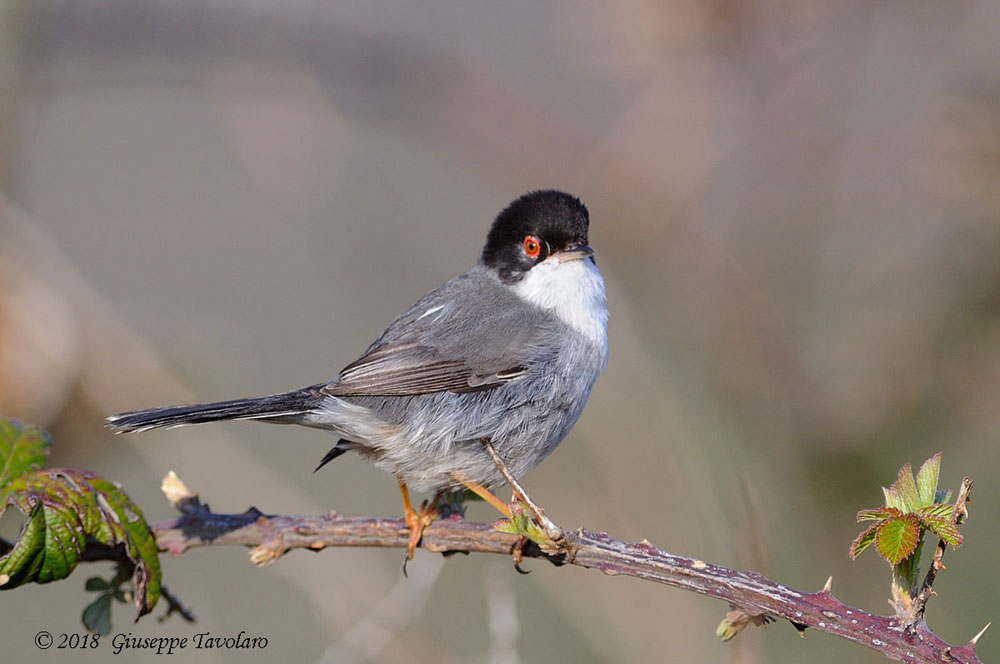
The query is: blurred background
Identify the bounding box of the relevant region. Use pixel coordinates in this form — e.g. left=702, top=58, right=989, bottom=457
left=1, top=1, right=998, bottom=662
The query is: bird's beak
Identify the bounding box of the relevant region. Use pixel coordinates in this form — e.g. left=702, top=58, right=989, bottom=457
left=555, top=242, right=595, bottom=263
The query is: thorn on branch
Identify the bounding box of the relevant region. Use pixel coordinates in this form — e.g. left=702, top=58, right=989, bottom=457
left=148, top=473, right=986, bottom=664
left=969, top=622, right=991, bottom=648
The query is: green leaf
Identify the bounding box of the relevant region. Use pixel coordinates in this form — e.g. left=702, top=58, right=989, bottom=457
left=918, top=503, right=954, bottom=519
left=81, top=473, right=162, bottom=617
left=915, top=513, right=963, bottom=547
left=883, top=485, right=906, bottom=511
left=0, top=504, right=46, bottom=586
left=857, top=506, right=901, bottom=522
left=915, top=453, right=941, bottom=507
left=493, top=502, right=560, bottom=554
left=82, top=593, right=113, bottom=635
left=85, top=576, right=111, bottom=592
left=849, top=523, right=879, bottom=559
left=0, top=419, right=50, bottom=490
left=883, top=463, right=921, bottom=512
left=0, top=468, right=161, bottom=618
left=875, top=515, right=921, bottom=566
left=882, top=478, right=910, bottom=512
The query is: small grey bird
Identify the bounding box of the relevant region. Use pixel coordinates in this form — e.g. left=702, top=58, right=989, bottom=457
left=108, top=190, right=608, bottom=559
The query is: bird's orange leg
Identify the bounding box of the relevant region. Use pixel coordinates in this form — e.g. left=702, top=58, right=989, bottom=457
left=477, top=438, right=565, bottom=549
left=450, top=473, right=533, bottom=570
left=450, top=474, right=512, bottom=518
left=397, top=478, right=438, bottom=570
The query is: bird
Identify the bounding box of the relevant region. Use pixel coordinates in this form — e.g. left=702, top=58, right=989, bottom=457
left=108, top=190, right=609, bottom=562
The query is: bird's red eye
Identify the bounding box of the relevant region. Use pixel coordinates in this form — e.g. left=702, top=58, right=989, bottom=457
left=523, top=236, right=541, bottom=258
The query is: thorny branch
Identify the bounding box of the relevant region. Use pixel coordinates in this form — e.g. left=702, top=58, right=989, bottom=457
left=149, top=474, right=984, bottom=664
left=913, top=477, right=973, bottom=624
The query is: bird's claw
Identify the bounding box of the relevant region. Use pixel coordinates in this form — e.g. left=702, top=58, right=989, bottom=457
left=402, top=500, right=438, bottom=576
left=494, top=500, right=565, bottom=556
left=511, top=536, right=532, bottom=574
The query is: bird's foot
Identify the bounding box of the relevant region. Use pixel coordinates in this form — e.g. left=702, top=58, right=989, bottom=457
left=495, top=499, right=565, bottom=557
left=511, top=536, right=530, bottom=574
left=402, top=499, right=439, bottom=574
left=511, top=489, right=565, bottom=549
left=472, top=438, right=570, bottom=560
left=397, top=479, right=444, bottom=575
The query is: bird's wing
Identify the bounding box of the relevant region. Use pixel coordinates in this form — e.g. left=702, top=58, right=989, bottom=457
left=321, top=340, right=527, bottom=396
left=321, top=271, right=550, bottom=397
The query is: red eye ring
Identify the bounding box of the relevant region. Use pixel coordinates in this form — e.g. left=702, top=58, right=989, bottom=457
left=523, top=235, right=541, bottom=258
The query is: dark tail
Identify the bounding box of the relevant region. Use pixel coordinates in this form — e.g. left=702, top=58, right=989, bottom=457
left=107, top=389, right=322, bottom=434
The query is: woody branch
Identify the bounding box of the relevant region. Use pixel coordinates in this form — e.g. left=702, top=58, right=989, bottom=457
left=150, top=474, right=982, bottom=664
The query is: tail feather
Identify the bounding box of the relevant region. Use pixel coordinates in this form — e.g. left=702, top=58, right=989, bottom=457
left=107, top=389, right=321, bottom=434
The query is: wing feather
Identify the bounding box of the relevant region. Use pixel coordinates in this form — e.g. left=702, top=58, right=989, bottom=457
left=321, top=341, right=525, bottom=396
left=320, top=269, right=547, bottom=398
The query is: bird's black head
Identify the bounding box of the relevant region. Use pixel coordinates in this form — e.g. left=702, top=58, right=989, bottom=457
left=480, top=190, right=591, bottom=283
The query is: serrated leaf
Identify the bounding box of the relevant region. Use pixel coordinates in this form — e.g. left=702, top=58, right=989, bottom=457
left=849, top=523, right=879, bottom=559
left=0, top=504, right=46, bottom=585
left=875, top=515, right=921, bottom=566
left=915, top=453, right=941, bottom=507
left=886, top=463, right=921, bottom=512
left=857, top=506, right=901, bottom=522
left=915, top=513, right=963, bottom=547
left=882, top=485, right=905, bottom=511
left=919, top=503, right=954, bottom=519
left=0, top=419, right=50, bottom=490
left=82, top=474, right=162, bottom=617
left=0, top=468, right=161, bottom=618
left=82, top=593, right=112, bottom=635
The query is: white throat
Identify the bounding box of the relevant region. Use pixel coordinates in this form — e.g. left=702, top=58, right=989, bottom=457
left=512, top=257, right=609, bottom=349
